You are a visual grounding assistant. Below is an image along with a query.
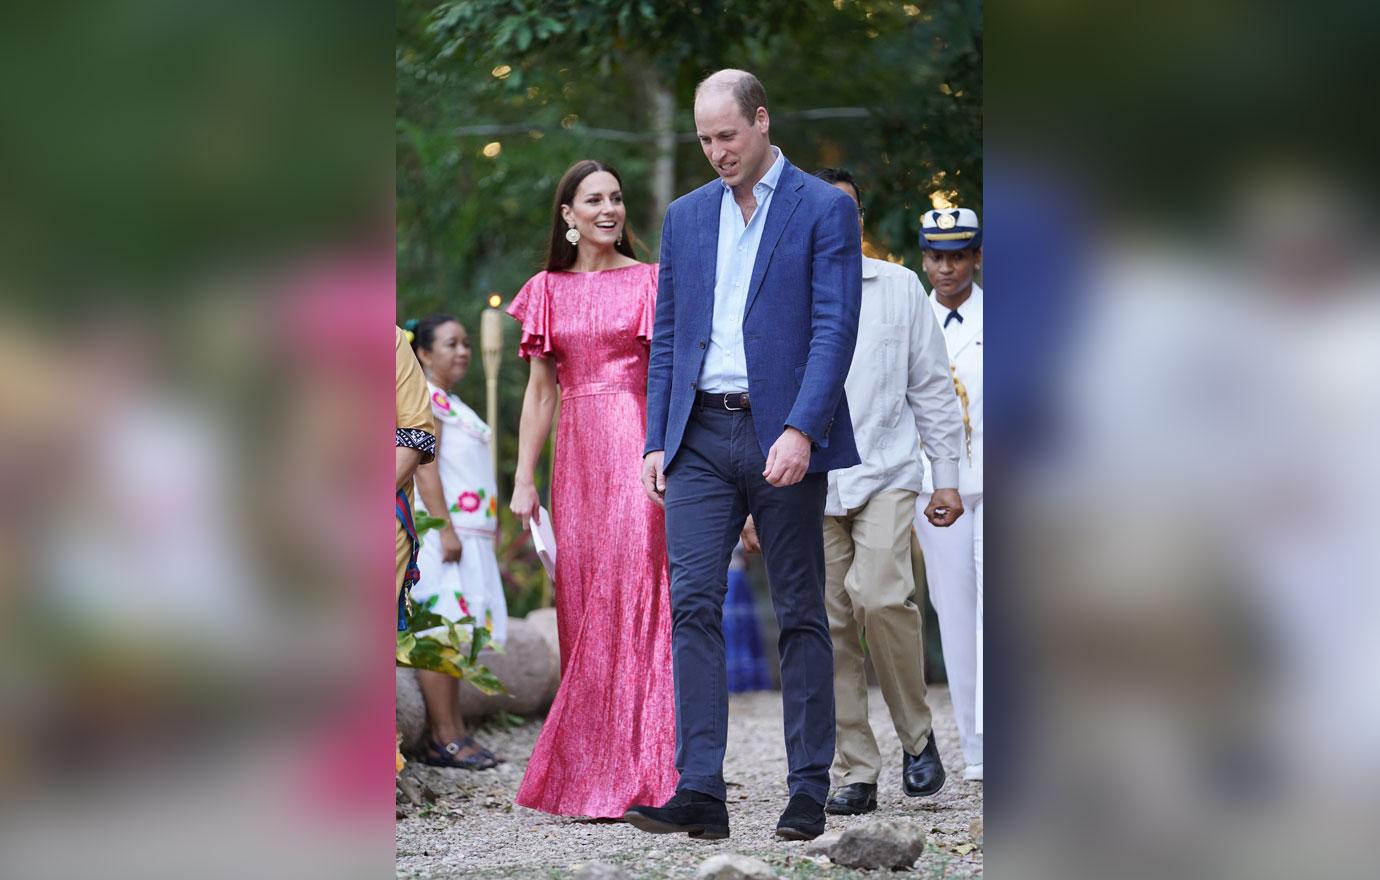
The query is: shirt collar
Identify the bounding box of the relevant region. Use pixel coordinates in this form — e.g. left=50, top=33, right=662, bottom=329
left=944, top=283, right=982, bottom=318
left=720, top=146, right=785, bottom=195
left=861, top=256, right=881, bottom=280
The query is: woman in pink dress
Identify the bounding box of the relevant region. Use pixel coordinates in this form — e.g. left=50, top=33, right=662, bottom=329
left=507, top=160, right=678, bottom=818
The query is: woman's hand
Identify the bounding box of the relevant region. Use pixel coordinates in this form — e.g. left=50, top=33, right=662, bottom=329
left=440, top=526, right=463, bottom=563
left=510, top=481, right=542, bottom=531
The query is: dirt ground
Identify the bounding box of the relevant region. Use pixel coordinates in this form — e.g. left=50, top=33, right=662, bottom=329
left=396, top=685, right=982, bottom=878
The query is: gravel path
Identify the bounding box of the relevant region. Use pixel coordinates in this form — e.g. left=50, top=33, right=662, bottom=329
left=397, top=686, right=982, bottom=878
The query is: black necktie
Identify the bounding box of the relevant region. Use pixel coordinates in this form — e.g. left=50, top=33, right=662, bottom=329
left=945, top=309, right=963, bottom=328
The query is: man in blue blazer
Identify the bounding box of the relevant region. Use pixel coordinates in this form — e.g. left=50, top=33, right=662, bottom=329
left=625, top=69, right=862, bottom=842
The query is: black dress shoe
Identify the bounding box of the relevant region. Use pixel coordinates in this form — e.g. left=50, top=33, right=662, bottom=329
left=902, top=732, right=946, bottom=797
left=775, top=793, right=826, bottom=840
left=825, top=782, right=878, bottom=815
left=624, top=790, right=729, bottom=840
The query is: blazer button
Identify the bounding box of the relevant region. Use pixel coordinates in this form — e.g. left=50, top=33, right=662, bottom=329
left=698, top=340, right=706, bottom=348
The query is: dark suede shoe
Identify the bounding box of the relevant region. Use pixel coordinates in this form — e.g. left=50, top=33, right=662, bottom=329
left=825, top=782, right=878, bottom=815
left=775, top=793, right=826, bottom=840
left=624, top=790, right=729, bottom=840
left=902, top=732, right=946, bottom=797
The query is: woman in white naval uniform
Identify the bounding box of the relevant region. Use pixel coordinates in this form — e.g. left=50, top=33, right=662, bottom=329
left=914, top=207, right=984, bottom=782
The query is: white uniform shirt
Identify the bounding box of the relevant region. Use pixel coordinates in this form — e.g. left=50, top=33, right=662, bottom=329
left=922, top=283, right=983, bottom=495
left=826, top=257, right=964, bottom=515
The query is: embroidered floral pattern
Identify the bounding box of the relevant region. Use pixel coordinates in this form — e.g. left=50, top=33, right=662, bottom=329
left=450, top=487, right=498, bottom=517
left=454, top=491, right=482, bottom=514
left=431, top=390, right=453, bottom=414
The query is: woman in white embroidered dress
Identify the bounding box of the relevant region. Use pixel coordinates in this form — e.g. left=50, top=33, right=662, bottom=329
left=409, top=313, right=509, bottom=769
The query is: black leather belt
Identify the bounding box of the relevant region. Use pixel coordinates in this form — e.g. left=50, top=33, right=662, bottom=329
left=696, top=390, right=751, bottom=411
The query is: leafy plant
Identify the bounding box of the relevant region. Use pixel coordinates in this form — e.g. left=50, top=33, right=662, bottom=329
left=399, top=506, right=507, bottom=693
left=412, top=509, right=451, bottom=537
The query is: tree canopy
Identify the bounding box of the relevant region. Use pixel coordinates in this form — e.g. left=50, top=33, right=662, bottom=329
left=399, top=0, right=981, bottom=317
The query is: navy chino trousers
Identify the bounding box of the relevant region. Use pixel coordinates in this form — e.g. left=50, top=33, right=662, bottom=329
left=663, top=401, right=835, bottom=805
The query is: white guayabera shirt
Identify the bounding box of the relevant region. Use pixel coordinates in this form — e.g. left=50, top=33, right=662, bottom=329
left=826, top=257, right=964, bottom=516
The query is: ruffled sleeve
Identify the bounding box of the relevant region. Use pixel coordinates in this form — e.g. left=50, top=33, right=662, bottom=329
left=506, top=271, right=554, bottom=360
left=635, top=262, right=660, bottom=346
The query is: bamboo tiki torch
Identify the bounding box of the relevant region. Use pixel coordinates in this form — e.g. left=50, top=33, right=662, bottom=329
left=480, top=295, right=503, bottom=480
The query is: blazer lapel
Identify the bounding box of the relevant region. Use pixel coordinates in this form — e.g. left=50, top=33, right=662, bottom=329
left=695, top=187, right=720, bottom=315
left=742, top=164, right=801, bottom=321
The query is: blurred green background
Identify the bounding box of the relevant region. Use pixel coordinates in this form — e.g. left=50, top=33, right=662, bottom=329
left=396, top=0, right=982, bottom=632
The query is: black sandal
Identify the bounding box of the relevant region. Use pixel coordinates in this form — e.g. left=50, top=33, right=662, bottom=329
left=424, top=737, right=499, bottom=770
left=472, top=738, right=503, bottom=765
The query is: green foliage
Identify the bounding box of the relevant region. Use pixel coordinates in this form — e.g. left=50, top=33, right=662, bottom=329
left=412, top=509, right=451, bottom=537
left=426, top=0, right=812, bottom=88
left=494, top=518, right=550, bottom=619
left=396, top=600, right=506, bottom=695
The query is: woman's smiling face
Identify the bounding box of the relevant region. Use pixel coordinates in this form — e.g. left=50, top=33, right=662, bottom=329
left=561, top=171, right=626, bottom=249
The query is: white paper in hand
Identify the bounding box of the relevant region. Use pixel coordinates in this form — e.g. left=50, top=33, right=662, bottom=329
left=530, top=506, right=556, bottom=578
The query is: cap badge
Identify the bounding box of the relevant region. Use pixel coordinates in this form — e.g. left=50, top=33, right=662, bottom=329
left=937, top=213, right=957, bottom=229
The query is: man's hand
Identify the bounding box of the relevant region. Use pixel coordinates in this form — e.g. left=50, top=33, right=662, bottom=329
left=641, top=451, right=667, bottom=507
left=763, top=428, right=812, bottom=487
left=924, top=488, right=964, bottom=527
left=741, top=515, right=761, bottom=553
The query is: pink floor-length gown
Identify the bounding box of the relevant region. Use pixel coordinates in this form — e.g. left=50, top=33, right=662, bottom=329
left=507, top=262, right=679, bottom=818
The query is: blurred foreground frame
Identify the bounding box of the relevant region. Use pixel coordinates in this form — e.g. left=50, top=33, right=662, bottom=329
left=986, top=1, right=1380, bottom=878
left=0, top=3, right=398, bottom=880
left=0, top=0, right=391, bottom=302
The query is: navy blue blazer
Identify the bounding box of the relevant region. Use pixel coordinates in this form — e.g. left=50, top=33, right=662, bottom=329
left=645, top=158, right=862, bottom=472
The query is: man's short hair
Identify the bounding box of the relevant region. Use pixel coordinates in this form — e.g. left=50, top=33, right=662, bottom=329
left=814, top=167, right=863, bottom=211
left=696, top=70, right=768, bottom=125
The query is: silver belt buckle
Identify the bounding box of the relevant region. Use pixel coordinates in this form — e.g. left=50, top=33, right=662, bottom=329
left=723, top=393, right=744, bottom=411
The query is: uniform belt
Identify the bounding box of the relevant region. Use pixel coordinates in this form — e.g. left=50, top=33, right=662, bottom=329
left=695, top=390, right=751, bottom=411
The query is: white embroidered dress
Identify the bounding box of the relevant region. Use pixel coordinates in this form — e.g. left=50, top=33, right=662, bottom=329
left=413, top=383, right=508, bottom=645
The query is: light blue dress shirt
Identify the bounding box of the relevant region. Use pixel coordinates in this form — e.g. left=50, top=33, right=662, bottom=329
left=697, top=147, right=787, bottom=393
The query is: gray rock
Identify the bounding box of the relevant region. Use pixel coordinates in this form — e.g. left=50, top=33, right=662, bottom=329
left=823, top=817, right=927, bottom=870
left=396, top=666, right=427, bottom=750
left=397, top=616, right=561, bottom=751
left=457, top=616, right=561, bottom=718
left=970, top=816, right=984, bottom=845
left=803, top=832, right=841, bottom=857
left=570, top=861, right=631, bottom=880
left=695, top=853, right=778, bottom=880
left=525, top=606, right=561, bottom=666
left=396, top=775, right=424, bottom=806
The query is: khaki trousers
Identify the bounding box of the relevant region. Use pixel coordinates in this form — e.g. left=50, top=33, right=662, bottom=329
left=824, top=489, right=932, bottom=787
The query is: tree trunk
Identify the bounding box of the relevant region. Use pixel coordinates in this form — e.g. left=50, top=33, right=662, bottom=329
left=648, top=72, right=676, bottom=237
